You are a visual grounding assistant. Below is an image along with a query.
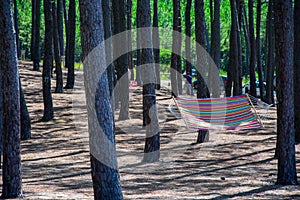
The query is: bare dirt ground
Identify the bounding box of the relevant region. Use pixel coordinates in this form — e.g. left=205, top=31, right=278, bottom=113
left=3, top=61, right=300, bottom=199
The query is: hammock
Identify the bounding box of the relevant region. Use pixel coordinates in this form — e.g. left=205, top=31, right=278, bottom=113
left=173, top=94, right=264, bottom=130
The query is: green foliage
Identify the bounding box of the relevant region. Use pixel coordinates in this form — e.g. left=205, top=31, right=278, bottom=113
left=17, top=0, right=32, bottom=57
left=160, top=48, right=172, bottom=65
left=15, top=0, right=270, bottom=82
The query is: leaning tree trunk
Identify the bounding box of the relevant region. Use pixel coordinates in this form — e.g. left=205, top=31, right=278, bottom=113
left=274, top=0, right=298, bottom=185
left=79, top=0, right=124, bottom=198
left=32, top=0, right=41, bottom=71
left=153, top=0, right=161, bottom=90
left=138, top=0, right=160, bottom=163
left=0, top=1, right=22, bottom=197
left=20, top=79, right=31, bottom=140
left=195, top=0, right=210, bottom=143
left=42, top=0, right=54, bottom=121
left=294, top=0, right=300, bottom=143
left=52, top=1, right=63, bottom=93
left=65, top=0, right=76, bottom=89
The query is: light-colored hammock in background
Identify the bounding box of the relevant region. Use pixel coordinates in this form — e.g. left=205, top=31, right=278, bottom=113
left=171, top=94, right=272, bottom=131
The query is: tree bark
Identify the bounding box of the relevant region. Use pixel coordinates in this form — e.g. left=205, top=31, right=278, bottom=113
left=185, top=0, right=192, bottom=76
left=227, top=0, right=242, bottom=97
left=235, top=0, right=243, bottom=96
left=136, top=0, right=142, bottom=86
left=31, top=0, right=35, bottom=61
left=274, top=0, right=298, bottom=185
left=248, top=0, right=257, bottom=97
left=79, top=0, right=124, bottom=198
left=64, top=0, right=76, bottom=89
left=13, top=0, right=20, bottom=59
left=256, top=0, right=264, bottom=99
left=195, top=0, right=209, bottom=143
left=32, top=0, right=41, bottom=71
left=57, top=0, right=64, bottom=56
left=265, top=0, right=275, bottom=105
left=170, top=0, right=181, bottom=97
left=42, top=0, right=54, bottom=121
left=153, top=0, right=161, bottom=90
left=0, top=1, right=22, bottom=197
left=52, top=1, right=64, bottom=93
left=62, top=0, right=68, bottom=35
left=127, top=0, right=134, bottom=81
left=102, top=0, right=115, bottom=110
left=138, top=0, right=160, bottom=163
left=241, top=3, right=250, bottom=77
left=20, top=79, right=31, bottom=140
left=176, top=0, right=182, bottom=95
left=294, top=0, right=300, bottom=143
left=112, top=0, right=130, bottom=120
left=210, top=0, right=221, bottom=97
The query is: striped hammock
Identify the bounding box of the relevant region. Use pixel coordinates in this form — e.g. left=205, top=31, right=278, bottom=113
left=174, top=95, right=262, bottom=130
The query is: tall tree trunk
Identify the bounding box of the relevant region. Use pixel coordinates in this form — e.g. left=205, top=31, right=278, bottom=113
left=112, top=0, right=130, bottom=120
left=185, top=0, right=192, bottom=76
left=274, top=0, right=298, bottom=185
left=176, top=0, right=182, bottom=95
left=42, top=0, right=54, bottom=121
left=63, top=0, right=69, bottom=68
left=20, top=79, right=31, bottom=140
left=195, top=0, right=209, bottom=143
left=62, top=0, right=68, bottom=33
left=103, top=0, right=115, bottom=110
left=248, top=0, right=257, bottom=97
left=0, top=1, right=22, bottom=197
left=79, top=0, right=124, bottom=198
left=256, top=0, right=264, bottom=99
left=127, top=0, right=134, bottom=81
left=294, top=0, right=300, bottom=143
left=153, top=0, right=161, bottom=90
left=64, top=0, right=76, bottom=89
left=13, top=0, right=20, bottom=59
left=236, top=0, right=243, bottom=96
left=170, top=0, right=180, bottom=97
left=31, top=0, right=35, bottom=61
left=52, top=1, right=63, bottom=93
left=57, top=0, right=64, bottom=56
left=136, top=0, right=142, bottom=86
left=32, top=0, right=41, bottom=71
left=210, top=0, right=221, bottom=97
left=138, top=0, right=160, bottom=163
left=241, top=3, right=250, bottom=77
left=265, top=0, right=275, bottom=105
left=226, top=0, right=241, bottom=96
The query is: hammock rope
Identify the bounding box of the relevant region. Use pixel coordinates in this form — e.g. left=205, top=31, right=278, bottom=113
left=173, top=95, right=266, bottom=130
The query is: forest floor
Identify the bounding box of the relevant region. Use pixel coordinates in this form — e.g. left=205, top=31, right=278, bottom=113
left=2, top=61, right=300, bottom=199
